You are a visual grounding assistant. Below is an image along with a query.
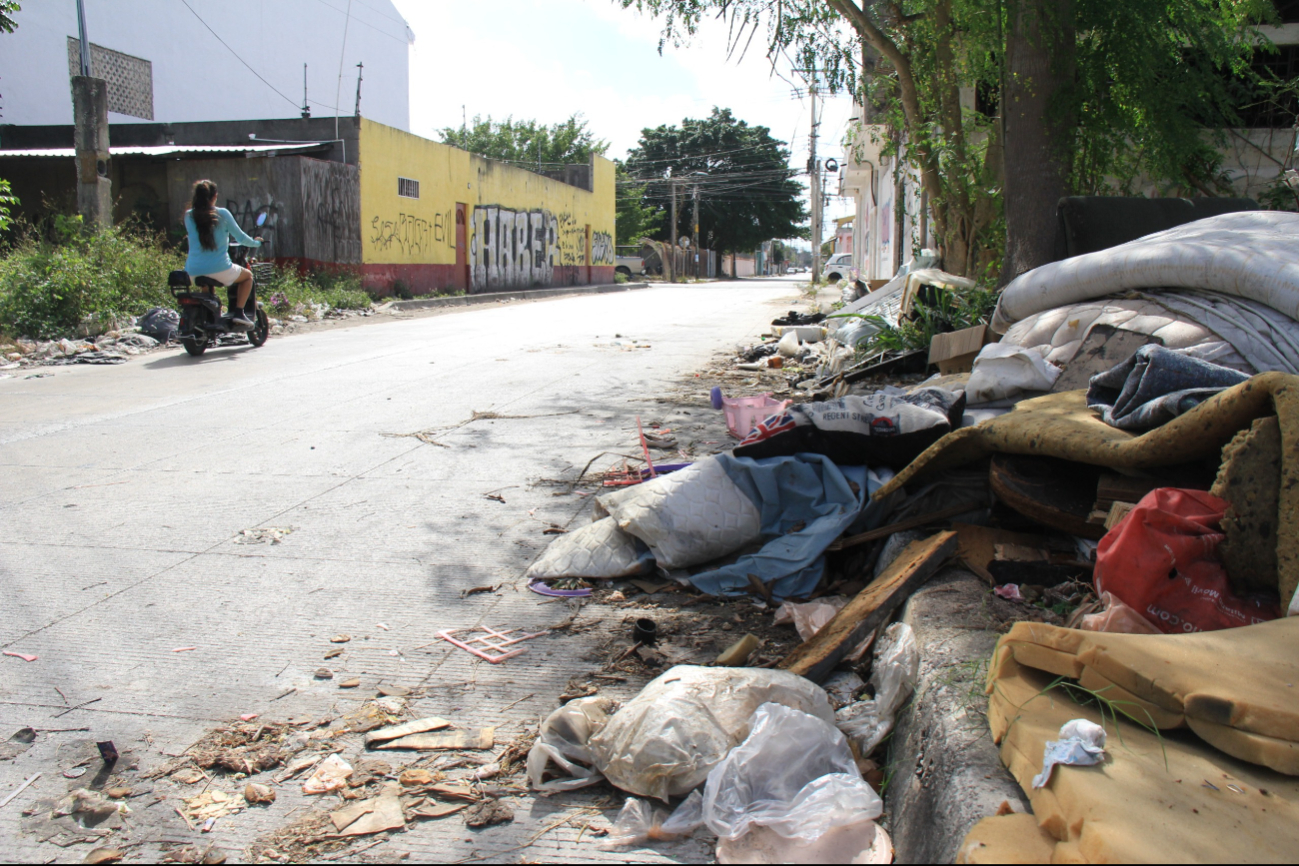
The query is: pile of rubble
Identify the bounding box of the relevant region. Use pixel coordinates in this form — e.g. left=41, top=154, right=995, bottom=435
left=515, top=206, right=1299, bottom=863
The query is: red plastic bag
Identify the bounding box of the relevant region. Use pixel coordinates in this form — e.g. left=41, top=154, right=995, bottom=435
left=1095, top=488, right=1280, bottom=634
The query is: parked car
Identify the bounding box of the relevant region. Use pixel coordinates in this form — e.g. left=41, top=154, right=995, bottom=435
left=824, top=253, right=854, bottom=283
left=615, top=254, right=647, bottom=278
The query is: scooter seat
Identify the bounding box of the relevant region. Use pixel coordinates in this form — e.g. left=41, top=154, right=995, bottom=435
left=194, top=276, right=223, bottom=289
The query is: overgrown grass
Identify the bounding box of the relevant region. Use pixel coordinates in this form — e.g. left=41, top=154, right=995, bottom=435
left=0, top=218, right=376, bottom=339
left=260, top=266, right=371, bottom=316
left=835, top=285, right=1001, bottom=359
left=0, top=218, right=181, bottom=340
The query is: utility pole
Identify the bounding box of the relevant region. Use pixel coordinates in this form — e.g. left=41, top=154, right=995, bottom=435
left=353, top=62, right=363, bottom=118
left=301, top=64, right=311, bottom=118
left=692, top=185, right=700, bottom=279
left=72, top=0, right=111, bottom=228
left=669, top=177, right=679, bottom=283
left=809, top=76, right=822, bottom=286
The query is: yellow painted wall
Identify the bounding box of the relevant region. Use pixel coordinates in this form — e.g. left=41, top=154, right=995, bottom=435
left=358, top=118, right=615, bottom=293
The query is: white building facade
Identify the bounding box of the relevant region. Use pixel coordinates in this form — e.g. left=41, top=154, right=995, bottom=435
left=0, top=0, right=411, bottom=131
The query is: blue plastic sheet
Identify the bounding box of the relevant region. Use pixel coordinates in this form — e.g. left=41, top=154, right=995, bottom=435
left=687, top=454, right=894, bottom=600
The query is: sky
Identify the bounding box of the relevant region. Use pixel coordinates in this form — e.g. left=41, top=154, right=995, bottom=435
left=390, top=0, right=858, bottom=236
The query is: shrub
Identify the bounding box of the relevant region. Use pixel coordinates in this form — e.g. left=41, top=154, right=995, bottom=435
left=258, top=265, right=371, bottom=312
left=614, top=271, right=629, bottom=284
left=0, top=219, right=181, bottom=340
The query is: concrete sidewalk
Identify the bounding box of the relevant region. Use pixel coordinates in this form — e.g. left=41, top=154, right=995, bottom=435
left=0, top=281, right=797, bottom=863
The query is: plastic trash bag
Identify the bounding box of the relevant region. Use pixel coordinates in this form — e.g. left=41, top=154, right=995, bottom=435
left=1095, top=488, right=1280, bottom=633
left=588, top=666, right=835, bottom=801
left=702, top=702, right=883, bottom=845
left=773, top=597, right=874, bottom=663
left=835, top=623, right=920, bottom=756
left=526, top=696, right=612, bottom=793
left=716, top=820, right=894, bottom=865
left=604, top=790, right=704, bottom=848
left=1032, top=719, right=1107, bottom=788
left=1078, top=591, right=1161, bottom=635
left=137, top=307, right=180, bottom=343
left=965, top=344, right=1061, bottom=404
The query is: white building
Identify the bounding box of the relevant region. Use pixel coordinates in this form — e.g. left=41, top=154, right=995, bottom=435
left=0, top=0, right=411, bottom=131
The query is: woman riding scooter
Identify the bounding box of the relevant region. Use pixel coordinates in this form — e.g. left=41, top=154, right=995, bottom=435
left=184, top=179, right=262, bottom=330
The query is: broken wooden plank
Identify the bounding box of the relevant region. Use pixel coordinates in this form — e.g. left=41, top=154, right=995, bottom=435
left=828, top=502, right=983, bottom=552
left=782, top=531, right=958, bottom=683
left=951, top=523, right=1049, bottom=584
left=363, top=717, right=451, bottom=747
left=372, top=727, right=495, bottom=752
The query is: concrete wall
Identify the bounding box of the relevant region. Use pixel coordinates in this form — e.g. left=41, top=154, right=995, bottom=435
left=358, top=119, right=616, bottom=295
left=164, top=155, right=360, bottom=267
left=0, top=1, right=410, bottom=131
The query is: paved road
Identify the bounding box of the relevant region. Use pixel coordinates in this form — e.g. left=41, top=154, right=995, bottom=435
left=0, top=278, right=801, bottom=863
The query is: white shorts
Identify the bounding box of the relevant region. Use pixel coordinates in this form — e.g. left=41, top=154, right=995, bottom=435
left=195, top=265, right=245, bottom=286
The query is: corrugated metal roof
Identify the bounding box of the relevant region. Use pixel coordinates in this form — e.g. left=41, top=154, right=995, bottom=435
left=0, top=142, right=331, bottom=158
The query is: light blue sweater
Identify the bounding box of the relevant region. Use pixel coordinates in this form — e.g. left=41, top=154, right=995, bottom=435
left=184, top=207, right=261, bottom=276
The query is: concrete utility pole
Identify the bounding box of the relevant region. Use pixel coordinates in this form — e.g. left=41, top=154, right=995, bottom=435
left=72, top=0, right=111, bottom=228
left=669, top=177, right=679, bottom=283
left=809, top=77, right=822, bottom=286
left=692, top=185, right=700, bottom=279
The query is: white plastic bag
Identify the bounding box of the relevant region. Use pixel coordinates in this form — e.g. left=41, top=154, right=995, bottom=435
left=716, top=820, right=893, bottom=864
left=525, top=696, right=612, bottom=793
left=965, top=343, right=1061, bottom=404
left=588, top=666, right=835, bottom=801
left=603, top=790, right=704, bottom=848
left=835, top=622, right=920, bottom=756
left=702, top=702, right=883, bottom=845
left=773, top=597, right=874, bottom=662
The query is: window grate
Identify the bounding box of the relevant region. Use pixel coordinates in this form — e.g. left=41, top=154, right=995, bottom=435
left=398, top=177, right=420, bottom=199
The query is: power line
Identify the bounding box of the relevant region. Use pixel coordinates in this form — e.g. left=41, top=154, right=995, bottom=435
left=179, top=0, right=342, bottom=112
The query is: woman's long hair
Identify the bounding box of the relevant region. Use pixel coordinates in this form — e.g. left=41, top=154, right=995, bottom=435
left=189, top=180, right=219, bottom=251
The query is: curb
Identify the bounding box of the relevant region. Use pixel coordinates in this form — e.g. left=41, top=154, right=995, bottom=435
left=385, top=282, right=651, bottom=313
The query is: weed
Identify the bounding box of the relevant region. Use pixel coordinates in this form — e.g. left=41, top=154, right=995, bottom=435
left=614, top=272, right=629, bottom=284
left=0, top=220, right=181, bottom=340
left=259, top=266, right=370, bottom=313
left=831, top=285, right=1000, bottom=358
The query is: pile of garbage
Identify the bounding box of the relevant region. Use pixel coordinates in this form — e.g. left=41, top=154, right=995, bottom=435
left=520, top=206, right=1299, bottom=863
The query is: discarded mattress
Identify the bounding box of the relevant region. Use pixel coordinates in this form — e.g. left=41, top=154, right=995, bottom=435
left=525, top=516, right=652, bottom=581
left=873, top=373, right=1299, bottom=610
left=995, top=618, right=1299, bottom=774
left=733, top=387, right=966, bottom=468
left=992, top=210, right=1299, bottom=333
left=971, top=652, right=1299, bottom=863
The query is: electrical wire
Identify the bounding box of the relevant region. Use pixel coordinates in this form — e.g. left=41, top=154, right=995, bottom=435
left=179, top=0, right=303, bottom=110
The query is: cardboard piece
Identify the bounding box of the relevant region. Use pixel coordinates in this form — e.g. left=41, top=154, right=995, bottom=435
left=363, top=717, right=451, bottom=746
left=929, top=325, right=998, bottom=374
left=329, top=791, right=405, bottom=836
left=373, top=727, right=495, bottom=751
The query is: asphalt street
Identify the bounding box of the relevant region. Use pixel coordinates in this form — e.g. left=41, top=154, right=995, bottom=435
left=0, top=277, right=802, bottom=863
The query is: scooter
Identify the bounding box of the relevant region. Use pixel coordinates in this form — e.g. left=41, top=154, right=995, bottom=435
left=168, top=212, right=272, bottom=357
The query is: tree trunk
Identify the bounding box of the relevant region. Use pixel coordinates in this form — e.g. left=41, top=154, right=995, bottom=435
left=999, top=0, right=1074, bottom=285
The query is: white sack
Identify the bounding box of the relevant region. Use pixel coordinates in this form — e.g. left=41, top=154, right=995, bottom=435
left=524, top=517, right=645, bottom=580
left=596, top=457, right=762, bottom=571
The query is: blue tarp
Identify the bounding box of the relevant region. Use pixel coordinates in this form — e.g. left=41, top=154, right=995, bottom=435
left=687, top=454, right=894, bottom=599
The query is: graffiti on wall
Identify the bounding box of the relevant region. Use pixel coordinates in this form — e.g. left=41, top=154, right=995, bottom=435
left=369, top=208, right=455, bottom=258
left=591, top=230, right=614, bottom=266
left=227, top=197, right=282, bottom=255
left=470, top=205, right=562, bottom=290
left=302, top=160, right=362, bottom=263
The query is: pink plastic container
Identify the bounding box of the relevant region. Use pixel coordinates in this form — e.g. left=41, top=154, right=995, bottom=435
left=711, top=388, right=791, bottom=439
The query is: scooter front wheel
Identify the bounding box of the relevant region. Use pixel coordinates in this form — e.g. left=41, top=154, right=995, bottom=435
left=246, top=308, right=270, bottom=348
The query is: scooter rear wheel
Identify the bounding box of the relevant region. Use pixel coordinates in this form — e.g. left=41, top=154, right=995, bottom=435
left=180, top=309, right=210, bottom=356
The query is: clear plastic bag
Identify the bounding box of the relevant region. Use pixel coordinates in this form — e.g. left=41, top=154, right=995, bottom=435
left=588, top=666, right=835, bottom=801
left=525, top=696, right=612, bottom=793
left=702, top=702, right=883, bottom=845
left=835, top=622, right=919, bottom=756
left=603, top=790, right=704, bottom=848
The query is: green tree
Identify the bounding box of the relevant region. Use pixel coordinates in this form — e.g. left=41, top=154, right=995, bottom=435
left=0, top=179, right=17, bottom=234
left=615, top=163, right=663, bottom=246
left=439, top=114, right=608, bottom=166
left=0, top=1, right=18, bottom=33
left=624, top=107, right=806, bottom=256
left=621, top=0, right=1273, bottom=281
